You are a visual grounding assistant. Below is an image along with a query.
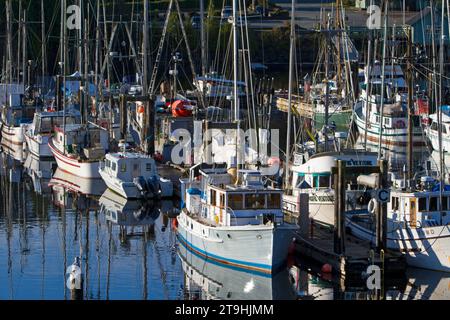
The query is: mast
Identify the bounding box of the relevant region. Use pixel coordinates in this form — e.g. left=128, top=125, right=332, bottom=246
left=78, top=0, right=83, bottom=74
left=41, top=0, right=46, bottom=84
left=200, top=0, right=207, bottom=76
left=63, top=0, right=67, bottom=147
left=143, top=0, right=149, bottom=93
left=6, top=0, right=12, bottom=86
left=22, top=10, right=27, bottom=87
left=95, top=0, right=100, bottom=96
left=233, top=0, right=241, bottom=170
left=406, top=26, right=414, bottom=183
left=438, top=0, right=445, bottom=217
left=377, top=0, right=388, bottom=159
left=285, top=0, right=295, bottom=189
left=364, top=0, right=374, bottom=150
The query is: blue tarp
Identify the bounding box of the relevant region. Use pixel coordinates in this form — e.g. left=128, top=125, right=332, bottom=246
left=432, top=183, right=450, bottom=192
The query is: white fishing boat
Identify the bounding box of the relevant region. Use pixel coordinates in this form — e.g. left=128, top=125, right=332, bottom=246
left=25, top=110, right=81, bottom=158
left=426, top=110, right=450, bottom=152
left=178, top=164, right=298, bottom=275
left=48, top=123, right=109, bottom=178
left=346, top=176, right=450, bottom=272
left=0, top=86, right=35, bottom=162
left=99, top=149, right=173, bottom=199
left=354, top=63, right=426, bottom=150
left=283, top=150, right=378, bottom=226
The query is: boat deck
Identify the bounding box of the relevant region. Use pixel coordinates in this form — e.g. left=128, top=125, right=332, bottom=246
left=294, top=222, right=406, bottom=279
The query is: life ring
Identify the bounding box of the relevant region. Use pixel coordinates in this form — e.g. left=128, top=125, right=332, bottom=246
left=368, top=198, right=377, bottom=214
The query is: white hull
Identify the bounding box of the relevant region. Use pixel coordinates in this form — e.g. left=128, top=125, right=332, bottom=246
left=177, top=210, right=296, bottom=275
left=354, top=102, right=426, bottom=149
left=99, top=169, right=173, bottom=199
left=347, top=216, right=450, bottom=272
left=49, top=140, right=101, bottom=178
left=427, top=128, right=450, bottom=152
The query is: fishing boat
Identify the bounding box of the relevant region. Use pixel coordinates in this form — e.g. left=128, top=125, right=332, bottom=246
left=283, top=150, right=378, bottom=226
left=0, top=85, right=35, bottom=162
left=48, top=123, right=109, bottom=178
left=25, top=109, right=81, bottom=158
left=346, top=175, right=450, bottom=272
left=99, top=147, right=173, bottom=199
left=426, top=108, right=450, bottom=152
left=354, top=63, right=426, bottom=149
left=178, top=164, right=298, bottom=275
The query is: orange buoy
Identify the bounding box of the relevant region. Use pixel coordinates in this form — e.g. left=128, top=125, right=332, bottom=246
left=137, top=105, right=145, bottom=114
left=171, top=218, right=178, bottom=231
left=321, top=263, right=332, bottom=274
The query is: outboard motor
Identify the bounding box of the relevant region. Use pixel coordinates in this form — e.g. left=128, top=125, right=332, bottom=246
left=147, top=176, right=161, bottom=200
left=134, top=176, right=149, bottom=197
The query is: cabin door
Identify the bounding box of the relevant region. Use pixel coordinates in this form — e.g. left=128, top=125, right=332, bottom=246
left=410, top=198, right=417, bottom=228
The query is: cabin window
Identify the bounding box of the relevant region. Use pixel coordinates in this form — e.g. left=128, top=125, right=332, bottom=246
left=59, top=135, right=63, bottom=142
left=431, top=122, right=438, bottom=131
left=219, top=194, right=225, bottom=208
left=419, top=197, right=427, bottom=211
left=210, top=190, right=217, bottom=206
left=106, top=160, right=110, bottom=168
left=392, top=197, right=399, bottom=211
left=319, top=175, right=330, bottom=188
left=146, top=163, right=152, bottom=171
left=443, top=197, right=448, bottom=210
left=267, top=193, right=281, bottom=209
left=228, top=194, right=243, bottom=210
left=376, top=116, right=380, bottom=123
left=384, top=118, right=389, bottom=125
left=111, top=162, right=117, bottom=172
left=443, top=126, right=448, bottom=134
left=133, top=164, right=139, bottom=172
left=245, top=194, right=265, bottom=209
left=41, top=118, right=52, bottom=133
left=429, top=197, right=437, bottom=211
left=121, top=163, right=127, bottom=172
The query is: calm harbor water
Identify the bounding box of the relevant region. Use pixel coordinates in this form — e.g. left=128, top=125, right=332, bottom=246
left=0, top=152, right=449, bottom=300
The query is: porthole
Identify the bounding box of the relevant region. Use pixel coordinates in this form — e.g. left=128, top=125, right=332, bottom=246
left=227, top=234, right=231, bottom=239
left=257, top=235, right=262, bottom=240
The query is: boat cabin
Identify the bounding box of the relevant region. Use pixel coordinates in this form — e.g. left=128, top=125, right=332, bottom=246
left=30, top=111, right=81, bottom=135
left=291, top=151, right=378, bottom=192
left=53, top=124, right=108, bottom=159
left=101, top=153, right=158, bottom=181
left=389, top=189, right=450, bottom=229
left=185, top=169, right=284, bottom=227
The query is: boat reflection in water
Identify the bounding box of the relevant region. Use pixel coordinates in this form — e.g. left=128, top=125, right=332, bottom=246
left=23, top=153, right=56, bottom=195
left=100, top=189, right=161, bottom=239
left=178, top=242, right=297, bottom=300
left=48, top=168, right=106, bottom=210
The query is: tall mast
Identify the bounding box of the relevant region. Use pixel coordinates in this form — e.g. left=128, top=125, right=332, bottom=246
left=200, top=0, right=207, bottom=76
left=78, top=0, right=83, bottom=74
left=63, top=0, right=67, bottom=147
left=143, top=0, right=149, bottom=93
left=233, top=0, right=241, bottom=170
left=22, top=10, right=27, bottom=87
left=41, top=0, right=46, bottom=83
left=377, top=0, right=388, bottom=159
left=285, top=0, right=295, bottom=189
left=95, top=0, right=100, bottom=95
left=6, top=0, right=12, bottom=85
left=364, top=0, right=374, bottom=150
left=406, top=26, right=413, bottom=181
left=438, top=0, right=445, bottom=216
